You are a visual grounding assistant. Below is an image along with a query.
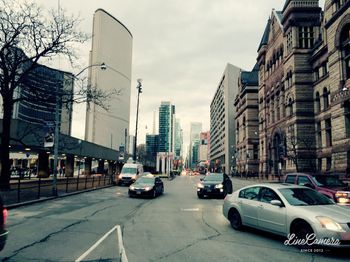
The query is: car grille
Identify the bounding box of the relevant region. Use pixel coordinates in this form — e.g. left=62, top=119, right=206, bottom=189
left=122, top=177, right=132, bottom=180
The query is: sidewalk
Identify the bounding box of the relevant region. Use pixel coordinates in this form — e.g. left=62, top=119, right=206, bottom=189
left=1, top=174, right=114, bottom=208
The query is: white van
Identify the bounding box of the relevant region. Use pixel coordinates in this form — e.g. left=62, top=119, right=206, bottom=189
left=118, top=162, right=143, bottom=185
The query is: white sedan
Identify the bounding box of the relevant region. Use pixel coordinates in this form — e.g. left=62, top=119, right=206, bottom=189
left=223, top=183, right=350, bottom=247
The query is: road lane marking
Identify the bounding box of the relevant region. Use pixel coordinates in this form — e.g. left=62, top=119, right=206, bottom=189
left=75, top=224, right=128, bottom=262
left=181, top=208, right=199, bottom=212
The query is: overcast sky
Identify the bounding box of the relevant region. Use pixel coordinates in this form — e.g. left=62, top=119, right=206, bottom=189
left=34, top=0, right=325, bottom=150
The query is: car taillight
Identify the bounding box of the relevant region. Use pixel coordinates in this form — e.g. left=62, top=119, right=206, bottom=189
left=3, top=209, right=7, bottom=225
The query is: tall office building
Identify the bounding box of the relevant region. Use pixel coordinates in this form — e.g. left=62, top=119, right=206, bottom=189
left=174, top=119, right=183, bottom=159
left=145, top=134, right=159, bottom=167
left=0, top=49, right=74, bottom=136
left=210, top=63, right=241, bottom=173
left=189, top=122, right=202, bottom=168
left=158, top=101, right=175, bottom=152
left=156, top=101, right=175, bottom=174
left=85, top=9, right=133, bottom=150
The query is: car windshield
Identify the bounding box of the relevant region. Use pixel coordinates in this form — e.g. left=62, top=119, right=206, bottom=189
left=279, top=188, right=335, bottom=206
left=204, top=174, right=223, bottom=181
left=311, top=175, right=346, bottom=187
left=135, top=177, right=154, bottom=184
left=121, top=167, right=137, bottom=173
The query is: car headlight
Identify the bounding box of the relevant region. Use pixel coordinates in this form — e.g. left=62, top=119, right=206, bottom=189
left=215, top=184, right=223, bottom=189
left=119, top=174, right=123, bottom=179
left=130, top=185, right=135, bottom=190
left=144, top=186, right=152, bottom=191
left=131, top=175, right=137, bottom=180
left=316, top=216, right=345, bottom=232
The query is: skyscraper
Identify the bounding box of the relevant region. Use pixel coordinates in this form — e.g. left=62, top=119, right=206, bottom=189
left=189, top=122, right=202, bottom=168
left=210, top=63, right=241, bottom=173
left=174, top=119, right=183, bottom=159
left=85, top=9, right=133, bottom=150
left=158, top=101, right=175, bottom=153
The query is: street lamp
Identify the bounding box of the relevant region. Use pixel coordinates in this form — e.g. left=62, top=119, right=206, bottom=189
left=133, top=79, right=142, bottom=161
left=51, top=62, right=106, bottom=196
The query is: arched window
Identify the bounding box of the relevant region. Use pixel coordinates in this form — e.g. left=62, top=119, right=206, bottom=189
left=340, top=24, right=350, bottom=79
left=315, top=92, right=321, bottom=113
left=323, top=87, right=329, bottom=110
left=287, top=98, right=293, bottom=116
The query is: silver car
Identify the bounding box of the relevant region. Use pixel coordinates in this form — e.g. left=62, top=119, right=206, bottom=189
left=223, top=183, right=350, bottom=247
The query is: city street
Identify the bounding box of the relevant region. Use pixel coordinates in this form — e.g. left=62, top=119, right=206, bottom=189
left=1, top=176, right=350, bottom=261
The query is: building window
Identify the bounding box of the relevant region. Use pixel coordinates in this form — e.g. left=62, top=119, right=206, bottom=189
left=298, top=26, right=314, bottom=49
left=276, top=98, right=280, bottom=120
left=270, top=101, right=275, bottom=123
left=317, top=158, right=322, bottom=171
left=253, top=144, right=258, bottom=160
left=345, top=101, right=350, bottom=137
left=242, top=117, right=246, bottom=139
left=325, top=119, right=332, bottom=147
left=236, top=121, right=240, bottom=143
left=287, top=30, right=293, bottom=53
left=340, top=24, right=350, bottom=79
left=315, top=92, right=321, bottom=113
left=316, top=122, right=322, bottom=148
left=323, top=88, right=329, bottom=110
left=326, top=157, right=332, bottom=171
left=287, top=98, right=293, bottom=117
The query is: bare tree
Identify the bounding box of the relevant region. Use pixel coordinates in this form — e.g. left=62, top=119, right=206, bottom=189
left=286, top=133, right=316, bottom=173
left=0, top=0, right=94, bottom=189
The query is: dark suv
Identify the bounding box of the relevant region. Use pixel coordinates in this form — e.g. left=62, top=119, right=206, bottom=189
left=284, top=173, right=350, bottom=205
left=0, top=196, right=8, bottom=251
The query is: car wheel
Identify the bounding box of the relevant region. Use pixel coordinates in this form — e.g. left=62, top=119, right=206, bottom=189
left=292, top=221, right=314, bottom=248
left=229, top=209, right=242, bottom=230
left=197, top=193, right=203, bottom=199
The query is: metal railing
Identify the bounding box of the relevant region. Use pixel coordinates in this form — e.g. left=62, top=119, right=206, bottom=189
left=1, top=174, right=114, bottom=206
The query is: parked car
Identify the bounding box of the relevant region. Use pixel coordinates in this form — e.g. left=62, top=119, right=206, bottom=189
left=223, top=183, right=350, bottom=247
left=197, top=173, right=233, bottom=199
left=284, top=173, right=350, bottom=205
left=0, top=196, right=8, bottom=251
left=128, top=174, right=164, bottom=198
left=118, top=162, right=144, bottom=186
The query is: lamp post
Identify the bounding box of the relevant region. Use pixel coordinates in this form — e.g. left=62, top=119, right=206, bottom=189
left=51, top=63, right=106, bottom=196
left=133, top=79, right=142, bottom=162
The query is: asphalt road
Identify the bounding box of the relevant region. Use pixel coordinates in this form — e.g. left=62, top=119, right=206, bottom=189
left=1, top=176, right=350, bottom=261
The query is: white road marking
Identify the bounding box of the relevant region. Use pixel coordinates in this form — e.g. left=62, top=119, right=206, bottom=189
left=181, top=208, right=200, bottom=212
left=75, top=224, right=128, bottom=262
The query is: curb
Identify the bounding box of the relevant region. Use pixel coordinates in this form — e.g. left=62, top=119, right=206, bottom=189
left=5, top=184, right=114, bottom=210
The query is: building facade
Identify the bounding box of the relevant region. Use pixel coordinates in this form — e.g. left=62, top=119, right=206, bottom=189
left=210, top=63, right=241, bottom=173
left=199, top=131, right=210, bottom=162
left=189, top=122, right=202, bottom=168
left=85, top=9, right=133, bottom=150
left=234, top=65, right=259, bottom=176
left=157, top=101, right=175, bottom=174
left=145, top=134, right=159, bottom=168
left=174, top=118, right=183, bottom=159
left=0, top=54, right=74, bottom=136
left=253, top=0, right=350, bottom=177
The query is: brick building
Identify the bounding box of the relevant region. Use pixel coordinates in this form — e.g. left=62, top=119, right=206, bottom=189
left=255, top=0, right=350, bottom=177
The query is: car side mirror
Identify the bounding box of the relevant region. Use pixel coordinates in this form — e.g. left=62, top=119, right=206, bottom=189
left=304, top=183, right=314, bottom=189
left=270, top=200, right=283, bottom=207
